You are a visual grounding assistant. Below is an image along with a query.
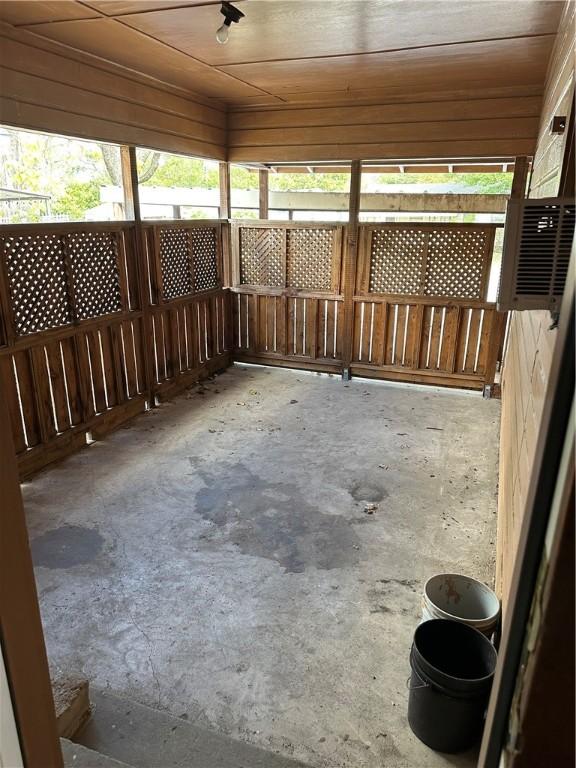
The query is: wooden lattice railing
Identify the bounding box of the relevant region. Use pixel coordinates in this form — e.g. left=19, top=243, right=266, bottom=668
left=230, top=220, right=507, bottom=389
left=0, top=217, right=508, bottom=478
left=0, top=220, right=231, bottom=477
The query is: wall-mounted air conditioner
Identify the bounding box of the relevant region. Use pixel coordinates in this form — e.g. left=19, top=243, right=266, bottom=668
left=498, top=197, right=575, bottom=311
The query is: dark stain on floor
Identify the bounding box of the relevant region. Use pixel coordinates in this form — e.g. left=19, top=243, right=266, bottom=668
left=31, top=525, right=103, bottom=569
left=348, top=481, right=388, bottom=503
left=194, top=463, right=364, bottom=573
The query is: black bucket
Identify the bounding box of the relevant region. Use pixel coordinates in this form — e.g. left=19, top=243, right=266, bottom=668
left=408, top=619, right=497, bottom=753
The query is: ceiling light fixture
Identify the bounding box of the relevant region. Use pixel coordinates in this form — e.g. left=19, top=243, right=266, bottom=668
left=216, top=2, right=244, bottom=44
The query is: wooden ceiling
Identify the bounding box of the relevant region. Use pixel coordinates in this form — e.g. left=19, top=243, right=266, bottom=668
left=0, top=0, right=564, bottom=109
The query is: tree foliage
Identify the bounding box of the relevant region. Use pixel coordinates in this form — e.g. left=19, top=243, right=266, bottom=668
left=374, top=172, right=513, bottom=193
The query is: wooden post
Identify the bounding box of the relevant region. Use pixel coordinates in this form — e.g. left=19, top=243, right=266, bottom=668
left=122, top=146, right=153, bottom=403
left=342, top=160, right=362, bottom=378
left=219, top=162, right=231, bottom=220
left=0, top=377, right=63, bottom=767
left=510, top=156, right=530, bottom=199
left=120, top=145, right=141, bottom=221
left=259, top=169, right=269, bottom=219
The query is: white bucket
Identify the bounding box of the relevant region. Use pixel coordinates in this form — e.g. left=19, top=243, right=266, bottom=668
left=421, top=574, right=500, bottom=637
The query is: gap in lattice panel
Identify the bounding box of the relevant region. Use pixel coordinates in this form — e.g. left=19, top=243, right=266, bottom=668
left=358, top=302, right=365, bottom=361
left=59, top=341, right=74, bottom=425
left=145, top=238, right=154, bottom=304
left=11, top=356, right=30, bottom=447
left=293, top=299, right=297, bottom=355
left=222, top=297, right=226, bottom=352
left=437, top=308, right=446, bottom=369
left=237, top=294, right=242, bottom=347
left=391, top=305, right=398, bottom=365
left=176, top=311, right=183, bottom=372
left=86, top=430, right=94, bottom=444
left=369, top=303, right=375, bottom=363
left=333, top=302, right=338, bottom=358
left=85, top=335, right=98, bottom=413
left=264, top=296, right=269, bottom=352
left=121, top=233, right=132, bottom=309
left=462, top=308, right=473, bottom=373
left=474, top=310, right=484, bottom=373
left=119, top=325, right=131, bottom=398
left=323, top=300, right=328, bottom=358
left=273, top=297, right=277, bottom=352
left=425, top=307, right=434, bottom=368
left=302, top=299, right=307, bottom=356
left=215, top=299, right=220, bottom=355
left=160, top=314, right=168, bottom=379
left=43, top=346, right=61, bottom=432
left=245, top=296, right=250, bottom=349
left=97, top=331, right=110, bottom=409
left=401, top=306, right=410, bottom=366
left=204, top=303, right=209, bottom=360
left=183, top=310, right=190, bottom=370
left=130, top=321, right=141, bottom=393
left=151, top=316, right=160, bottom=384
left=197, top=304, right=203, bottom=362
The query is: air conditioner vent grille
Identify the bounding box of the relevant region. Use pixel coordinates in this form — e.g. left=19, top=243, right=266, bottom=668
left=498, top=198, right=575, bottom=311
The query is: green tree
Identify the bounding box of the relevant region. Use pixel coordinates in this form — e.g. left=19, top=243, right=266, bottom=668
left=52, top=180, right=101, bottom=220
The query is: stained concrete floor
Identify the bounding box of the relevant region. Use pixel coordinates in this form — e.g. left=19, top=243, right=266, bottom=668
left=25, top=364, right=500, bottom=768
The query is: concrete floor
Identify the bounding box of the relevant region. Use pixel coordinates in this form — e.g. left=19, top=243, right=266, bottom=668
left=25, top=364, right=500, bottom=768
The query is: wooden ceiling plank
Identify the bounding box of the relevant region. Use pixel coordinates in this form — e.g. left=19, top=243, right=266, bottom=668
left=217, top=37, right=555, bottom=95
left=113, top=0, right=562, bottom=68
left=0, top=1, right=101, bottom=26
left=17, top=17, right=273, bottom=100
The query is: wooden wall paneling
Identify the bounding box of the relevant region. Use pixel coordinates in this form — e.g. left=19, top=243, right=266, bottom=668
left=496, top=0, right=574, bottom=602
left=0, top=28, right=226, bottom=159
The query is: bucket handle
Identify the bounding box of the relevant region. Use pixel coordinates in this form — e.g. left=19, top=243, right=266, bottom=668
left=406, top=668, right=429, bottom=691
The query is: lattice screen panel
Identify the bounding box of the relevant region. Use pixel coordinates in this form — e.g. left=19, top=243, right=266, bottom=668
left=191, top=227, right=219, bottom=292
left=3, top=233, right=72, bottom=334
left=424, top=230, right=489, bottom=299
left=68, top=232, right=122, bottom=320
left=286, top=229, right=333, bottom=291
left=240, top=228, right=284, bottom=286
left=369, top=229, right=427, bottom=294
left=160, top=229, right=192, bottom=301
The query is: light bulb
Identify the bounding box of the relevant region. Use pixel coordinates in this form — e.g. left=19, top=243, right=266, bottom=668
left=216, top=22, right=230, bottom=44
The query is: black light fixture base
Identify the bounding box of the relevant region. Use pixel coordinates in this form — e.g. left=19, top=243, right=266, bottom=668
left=220, top=2, right=245, bottom=25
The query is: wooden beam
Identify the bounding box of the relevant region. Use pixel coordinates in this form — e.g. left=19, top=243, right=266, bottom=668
left=511, top=155, right=530, bottom=199
left=0, top=377, right=63, bottom=767
left=258, top=168, right=269, bottom=219
left=219, top=162, right=231, bottom=220
left=342, top=160, right=362, bottom=376
left=120, top=146, right=141, bottom=223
